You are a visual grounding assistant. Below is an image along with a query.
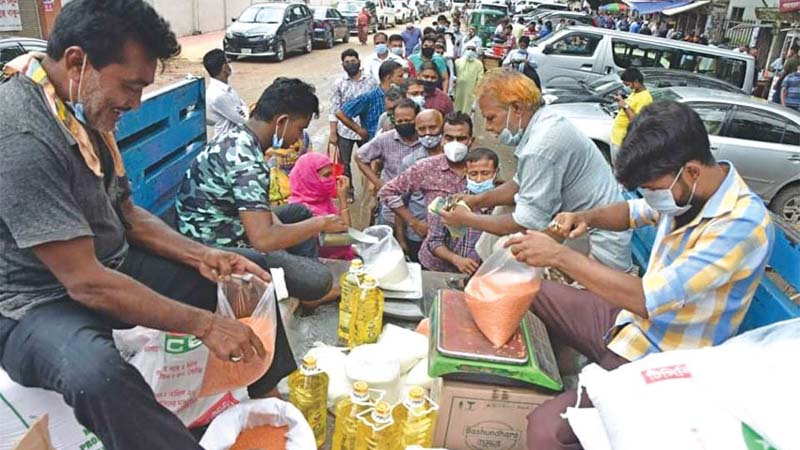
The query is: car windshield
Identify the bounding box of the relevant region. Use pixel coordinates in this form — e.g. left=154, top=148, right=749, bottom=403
left=239, top=6, right=284, bottom=23
left=471, top=12, right=504, bottom=28
left=651, top=88, right=682, bottom=102
left=338, top=1, right=363, bottom=13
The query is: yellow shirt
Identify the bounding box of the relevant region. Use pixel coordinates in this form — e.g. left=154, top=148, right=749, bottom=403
left=610, top=89, right=653, bottom=146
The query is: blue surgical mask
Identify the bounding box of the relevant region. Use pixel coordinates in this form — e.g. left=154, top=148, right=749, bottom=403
left=376, top=43, right=388, bottom=55
left=465, top=49, right=477, bottom=60
left=640, top=167, right=696, bottom=217
left=467, top=177, right=495, bottom=194
left=498, top=106, right=524, bottom=146
left=272, top=117, right=289, bottom=149
left=390, top=47, right=404, bottom=56
left=67, top=54, right=89, bottom=125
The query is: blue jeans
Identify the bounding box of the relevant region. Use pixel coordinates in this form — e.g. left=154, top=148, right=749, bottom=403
left=0, top=245, right=299, bottom=450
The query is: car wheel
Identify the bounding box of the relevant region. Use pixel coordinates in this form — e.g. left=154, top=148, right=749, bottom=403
left=273, top=41, right=286, bottom=62
left=326, top=30, right=335, bottom=48
left=771, top=184, right=800, bottom=225
left=304, top=34, right=313, bottom=53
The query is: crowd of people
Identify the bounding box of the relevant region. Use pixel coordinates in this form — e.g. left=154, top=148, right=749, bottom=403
left=0, top=1, right=784, bottom=449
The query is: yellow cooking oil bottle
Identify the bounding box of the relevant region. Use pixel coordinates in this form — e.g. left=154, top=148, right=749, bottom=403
left=338, top=259, right=366, bottom=342
left=331, top=381, right=380, bottom=450
left=348, top=275, right=384, bottom=347
left=288, top=355, right=329, bottom=448
left=394, top=386, right=439, bottom=448
left=355, top=401, right=400, bottom=450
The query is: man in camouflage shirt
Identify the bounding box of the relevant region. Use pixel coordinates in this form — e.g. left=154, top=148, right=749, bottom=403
left=177, top=78, right=348, bottom=303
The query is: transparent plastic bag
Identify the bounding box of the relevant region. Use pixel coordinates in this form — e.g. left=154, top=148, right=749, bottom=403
left=199, top=274, right=278, bottom=397
left=354, top=225, right=409, bottom=286
left=464, top=244, right=542, bottom=347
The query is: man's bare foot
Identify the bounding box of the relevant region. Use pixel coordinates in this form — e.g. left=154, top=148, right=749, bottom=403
left=298, top=286, right=341, bottom=316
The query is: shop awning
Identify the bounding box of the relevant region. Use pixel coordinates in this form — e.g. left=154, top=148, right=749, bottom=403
left=662, top=0, right=710, bottom=16
left=622, top=0, right=692, bottom=14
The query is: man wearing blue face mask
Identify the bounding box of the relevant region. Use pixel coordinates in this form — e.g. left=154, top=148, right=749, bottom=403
left=422, top=148, right=499, bottom=274
left=364, top=32, right=407, bottom=82
left=177, top=78, right=347, bottom=310
left=440, top=70, right=633, bottom=272
left=504, top=101, right=775, bottom=450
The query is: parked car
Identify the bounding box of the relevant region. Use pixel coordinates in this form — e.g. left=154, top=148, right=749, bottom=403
left=529, top=26, right=756, bottom=92
left=224, top=2, right=313, bottom=62
left=394, top=0, right=412, bottom=24
left=418, top=0, right=432, bottom=17
left=312, top=7, right=350, bottom=48
left=639, top=67, right=746, bottom=94
left=542, top=69, right=745, bottom=104
left=337, top=0, right=378, bottom=34
left=532, top=11, right=594, bottom=27
left=375, top=0, right=397, bottom=29
left=0, top=37, right=47, bottom=74
left=477, top=0, right=510, bottom=15
left=548, top=87, right=800, bottom=223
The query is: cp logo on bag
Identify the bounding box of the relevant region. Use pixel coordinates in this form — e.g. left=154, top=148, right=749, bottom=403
left=164, top=333, right=204, bottom=354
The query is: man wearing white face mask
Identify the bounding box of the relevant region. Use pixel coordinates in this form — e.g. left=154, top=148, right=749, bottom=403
left=380, top=111, right=472, bottom=262
left=502, top=101, right=775, bottom=450
left=454, top=43, right=484, bottom=114
left=440, top=70, right=633, bottom=272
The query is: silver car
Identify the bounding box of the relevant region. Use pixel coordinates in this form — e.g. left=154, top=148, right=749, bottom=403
left=547, top=87, right=800, bottom=224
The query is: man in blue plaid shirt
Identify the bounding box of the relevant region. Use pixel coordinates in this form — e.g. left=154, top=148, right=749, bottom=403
left=335, top=60, right=405, bottom=141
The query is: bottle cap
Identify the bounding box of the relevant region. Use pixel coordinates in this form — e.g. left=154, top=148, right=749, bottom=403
left=375, top=401, right=391, bottom=415
left=302, top=354, right=317, bottom=368
left=409, top=386, right=425, bottom=401
left=353, top=381, right=369, bottom=394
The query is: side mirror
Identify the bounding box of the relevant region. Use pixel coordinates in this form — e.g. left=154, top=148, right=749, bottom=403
left=231, top=17, right=237, bottom=22
left=543, top=44, right=553, bottom=55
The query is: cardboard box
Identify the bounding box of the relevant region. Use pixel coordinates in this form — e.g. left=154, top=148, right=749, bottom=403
left=431, top=379, right=557, bottom=450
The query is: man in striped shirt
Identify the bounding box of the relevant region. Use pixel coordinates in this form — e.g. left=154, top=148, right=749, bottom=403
left=508, top=101, right=775, bottom=450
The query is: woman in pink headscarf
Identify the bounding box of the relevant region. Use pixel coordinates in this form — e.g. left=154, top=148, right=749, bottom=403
left=289, top=152, right=354, bottom=259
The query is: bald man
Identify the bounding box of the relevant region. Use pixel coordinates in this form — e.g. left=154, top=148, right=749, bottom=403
left=379, top=109, right=472, bottom=262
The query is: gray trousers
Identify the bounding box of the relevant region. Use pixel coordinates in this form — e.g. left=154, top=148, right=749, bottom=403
left=526, top=281, right=628, bottom=450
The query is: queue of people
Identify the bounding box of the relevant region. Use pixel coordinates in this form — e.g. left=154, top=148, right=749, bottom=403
left=0, top=1, right=780, bottom=449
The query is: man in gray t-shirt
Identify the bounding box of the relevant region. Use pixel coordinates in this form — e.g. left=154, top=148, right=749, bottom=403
left=441, top=72, right=632, bottom=271
left=0, top=1, right=295, bottom=448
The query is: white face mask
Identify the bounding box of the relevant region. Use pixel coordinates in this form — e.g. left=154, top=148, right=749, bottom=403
left=410, top=95, right=425, bottom=108
left=640, top=167, right=696, bottom=217
left=443, top=141, right=468, bottom=162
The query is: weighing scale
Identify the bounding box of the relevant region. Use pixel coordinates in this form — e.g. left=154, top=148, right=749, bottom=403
left=428, top=289, right=563, bottom=391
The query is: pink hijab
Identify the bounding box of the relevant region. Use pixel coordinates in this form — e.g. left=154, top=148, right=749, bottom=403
left=289, top=152, right=338, bottom=217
